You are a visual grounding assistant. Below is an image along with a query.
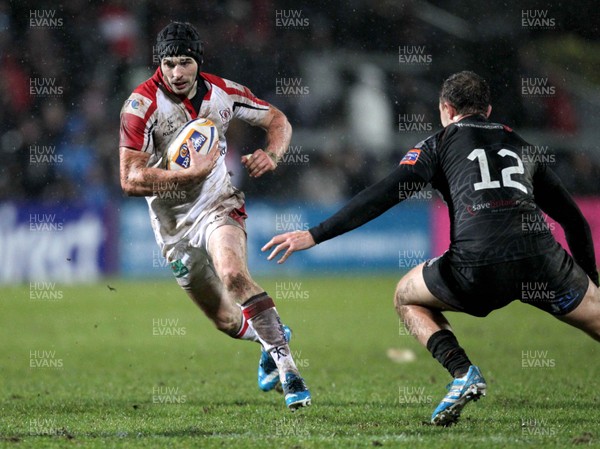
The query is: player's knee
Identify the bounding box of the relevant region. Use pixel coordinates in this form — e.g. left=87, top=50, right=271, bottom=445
left=394, top=277, right=411, bottom=310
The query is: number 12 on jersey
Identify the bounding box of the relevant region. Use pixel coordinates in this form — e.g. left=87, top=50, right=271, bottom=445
left=467, top=148, right=528, bottom=193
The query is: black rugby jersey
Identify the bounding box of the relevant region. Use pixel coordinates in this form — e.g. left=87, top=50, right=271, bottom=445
left=407, top=115, right=554, bottom=265
left=309, top=115, right=597, bottom=281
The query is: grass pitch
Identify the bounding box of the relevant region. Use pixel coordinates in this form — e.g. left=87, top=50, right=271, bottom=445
left=1, top=275, right=599, bottom=448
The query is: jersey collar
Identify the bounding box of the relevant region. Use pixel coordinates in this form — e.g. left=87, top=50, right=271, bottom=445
left=455, top=114, right=489, bottom=124
left=152, top=67, right=211, bottom=119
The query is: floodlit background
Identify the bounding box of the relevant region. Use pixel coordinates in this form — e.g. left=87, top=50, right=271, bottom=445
left=1, top=0, right=599, bottom=281
left=2, top=2, right=600, bottom=447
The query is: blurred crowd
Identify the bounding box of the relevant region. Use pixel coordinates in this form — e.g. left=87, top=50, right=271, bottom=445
left=1, top=0, right=599, bottom=207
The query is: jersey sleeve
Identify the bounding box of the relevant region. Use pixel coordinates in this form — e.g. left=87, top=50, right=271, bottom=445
left=212, top=75, right=271, bottom=126
left=398, top=133, right=441, bottom=183
left=119, top=92, right=155, bottom=153
left=308, top=166, right=427, bottom=244
left=533, top=164, right=598, bottom=285
left=307, top=132, right=441, bottom=244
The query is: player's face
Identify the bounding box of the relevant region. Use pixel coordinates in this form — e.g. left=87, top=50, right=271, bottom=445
left=161, top=56, right=198, bottom=97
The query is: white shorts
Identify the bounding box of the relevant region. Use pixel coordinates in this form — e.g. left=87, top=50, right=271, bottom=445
left=163, top=194, right=247, bottom=290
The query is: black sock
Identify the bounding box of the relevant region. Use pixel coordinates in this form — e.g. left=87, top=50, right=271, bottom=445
left=426, top=329, right=472, bottom=378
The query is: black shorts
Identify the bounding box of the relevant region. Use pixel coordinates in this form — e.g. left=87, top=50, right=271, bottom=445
left=422, top=246, right=589, bottom=317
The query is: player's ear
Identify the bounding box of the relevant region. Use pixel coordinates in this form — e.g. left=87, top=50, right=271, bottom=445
left=485, top=105, right=492, bottom=118
left=443, top=101, right=456, bottom=117
left=439, top=101, right=453, bottom=127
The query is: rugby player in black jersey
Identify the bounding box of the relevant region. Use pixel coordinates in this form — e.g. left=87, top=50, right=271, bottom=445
left=262, top=71, right=599, bottom=426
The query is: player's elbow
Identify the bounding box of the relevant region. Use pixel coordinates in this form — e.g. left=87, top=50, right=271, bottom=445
left=275, top=113, right=292, bottom=151
left=119, top=147, right=150, bottom=197
left=282, top=114, right=292, bottom=134
left=120, top=182, right=135, bottom=197
left=283, top=114, right=292, bottom=137
left=120, top=173, right=139, bottom=197
left=269, top=107, right=291, bottom=133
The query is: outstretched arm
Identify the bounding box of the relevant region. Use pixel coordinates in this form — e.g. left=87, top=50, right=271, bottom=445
left=262, top=166, right=426, bottom=263
left=534, top=166, right=598, bottom=285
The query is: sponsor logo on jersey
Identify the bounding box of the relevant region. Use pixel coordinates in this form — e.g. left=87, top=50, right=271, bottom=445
left=400, top=149, right=421, bottom=165
left=219, top=108, right=232, bottom=123
left=466, top=198, right=521, bottom=216
left=162, top=117, right=177, bottom=137
left=123, top=93, right=152, bottom=119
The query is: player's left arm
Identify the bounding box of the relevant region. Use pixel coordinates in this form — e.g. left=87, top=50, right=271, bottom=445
left=533, top=165, right=598, bottom=286
left=241, top=104, right=292, bottom=178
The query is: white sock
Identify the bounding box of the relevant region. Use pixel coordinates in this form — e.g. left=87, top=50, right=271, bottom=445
left=234, top=311, right=259, bottom=342
left=241, top=293, right=300, bottom=380
left=267, top=343, right=299, bottom=383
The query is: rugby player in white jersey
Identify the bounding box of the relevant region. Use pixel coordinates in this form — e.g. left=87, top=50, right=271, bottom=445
left=118, top=21, right=310, bottom=410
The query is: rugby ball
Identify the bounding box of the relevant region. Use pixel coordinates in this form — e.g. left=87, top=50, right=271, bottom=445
left=166, top=118, right=218, bottom=170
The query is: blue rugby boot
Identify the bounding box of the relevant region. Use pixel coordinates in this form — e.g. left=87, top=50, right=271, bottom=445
left=282, top=372, right=311, bottom=411
left=431, top=365, right=486, bottom=426
left=257, top=325, right=291, bottom=392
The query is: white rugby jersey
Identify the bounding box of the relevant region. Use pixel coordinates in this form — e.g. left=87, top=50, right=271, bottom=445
left=120, top=68, right=271, bottom=250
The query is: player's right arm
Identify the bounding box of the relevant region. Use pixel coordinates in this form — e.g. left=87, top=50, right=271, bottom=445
left=119, top=142, right=218, bottom=197
left=119, top=88, right=218, bottom=197
left=262, top=165, right=428, bottom=263
left=262, top=139, right=438, bottom=263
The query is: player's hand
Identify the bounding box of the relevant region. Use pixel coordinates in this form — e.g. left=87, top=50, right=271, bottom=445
left=241, top=149, right=277, bottom=178
left=261, top=230, right=316, bottom=264
left=189, top=138, right=219, bottom=178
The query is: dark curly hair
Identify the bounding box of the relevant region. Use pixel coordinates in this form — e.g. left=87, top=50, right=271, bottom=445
left=439, top=71, right=490, bottom=115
